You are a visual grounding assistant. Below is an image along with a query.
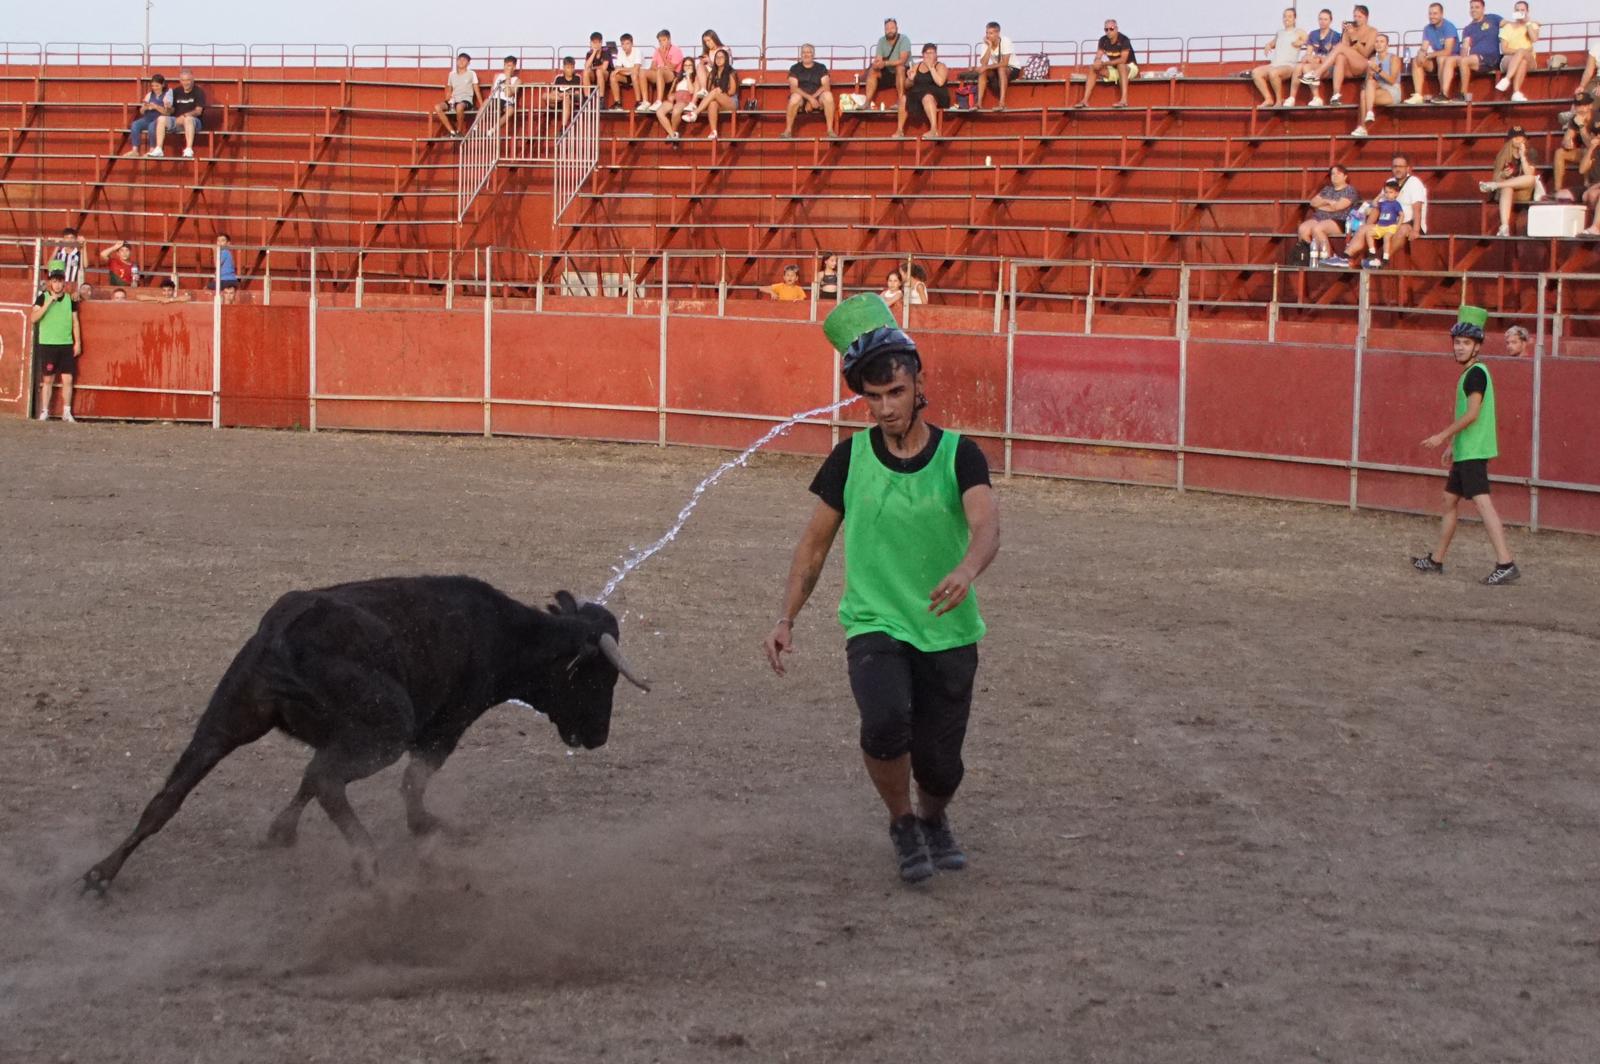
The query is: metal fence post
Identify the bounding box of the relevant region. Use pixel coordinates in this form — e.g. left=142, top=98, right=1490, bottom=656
left=445, top=252, right=455, bottom=311
left=1351, top=270, right=1371, bottom=512
left=308, top=248, right=318, bottom=432
left=1004, top=261, right=1017, bottom=480
left=658, top=252, right=669, bottom=447
left=1085, top=261, right=1096, bottom=336
left=211, top=247, right=222, bottom=429
left=483, top=245, right=493, bottom=438
left=1268, top=265, right=1280, bottom=343
left=535, top=253, right=545, bottom=313
left=1176, top=264, right=1190, bottom=492
left=355, top=252, right=364, bottom=308
left=1530, top=273, right=1546, bottom=531
left=718, top=252, right=727, bottom=317
left=263, top=249, right=272, bottom=306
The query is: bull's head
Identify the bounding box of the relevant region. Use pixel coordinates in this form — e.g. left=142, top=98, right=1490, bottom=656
left=527, top=590, right=649, bottom=750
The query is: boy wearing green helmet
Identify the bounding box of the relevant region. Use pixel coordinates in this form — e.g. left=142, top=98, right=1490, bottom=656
left=1412, top=305, right=1519, bottom=585
left=764, top=294, right=1001, bottom=884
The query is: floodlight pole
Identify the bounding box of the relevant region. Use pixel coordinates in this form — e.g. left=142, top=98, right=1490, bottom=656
left=144, top=1, right=154, bottom=68
left=760, top=0, right=769, bottom=70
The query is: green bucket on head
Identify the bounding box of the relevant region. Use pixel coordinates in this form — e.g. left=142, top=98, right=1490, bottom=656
left=823, top=293, right=900, bottom=354
left=1456, top=305, right=1489, bottom=330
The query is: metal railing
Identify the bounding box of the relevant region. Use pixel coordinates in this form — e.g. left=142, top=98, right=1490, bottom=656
left=458, top=84, right=601, bottom=219
left=553, top=88, right=602, bottom=220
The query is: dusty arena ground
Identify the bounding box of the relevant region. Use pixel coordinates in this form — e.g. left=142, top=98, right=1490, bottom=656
left=0, top=418, right=1596, bottom=1064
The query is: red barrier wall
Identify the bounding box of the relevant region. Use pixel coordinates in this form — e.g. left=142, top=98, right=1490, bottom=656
left=7, top=301, right=1596, bottom=534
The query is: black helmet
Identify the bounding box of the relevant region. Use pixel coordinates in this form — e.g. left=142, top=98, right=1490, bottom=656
left=840, top=326, right=921, bottom=394
left=1449, top=321, right=1485, bottom=342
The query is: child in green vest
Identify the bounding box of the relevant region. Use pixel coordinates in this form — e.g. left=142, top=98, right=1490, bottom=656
left=31, top=262, right=82, bottom=422
left=1412, top=305, right=1519, bottom=585
left=764, top=294, right=1001, bottom=884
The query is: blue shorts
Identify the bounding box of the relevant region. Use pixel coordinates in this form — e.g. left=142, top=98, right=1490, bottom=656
left=164, top=114, right=204, bottom=132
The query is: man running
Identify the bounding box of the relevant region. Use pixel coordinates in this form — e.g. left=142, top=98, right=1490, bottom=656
left=764, top=294, right=1000, bottom=884
left=1412, top=305, right=1520, bottom=585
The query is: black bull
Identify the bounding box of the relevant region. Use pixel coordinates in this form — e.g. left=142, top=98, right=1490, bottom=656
left=83, top=577, right=649, bottom=892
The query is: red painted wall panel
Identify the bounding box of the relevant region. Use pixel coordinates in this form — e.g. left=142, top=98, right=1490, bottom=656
left=314, top=307, right=481, bottom=432
left=1010, top=440, right=1178, bottom=486
left=1187, top=341, right=1354, bottom=460
left=916, top=331, right=1007, bottom=436
left=1356, top=467, right=1533, bottom=526
left=1012, top=335, right=1179, bottom=445
left=0, top=305, right=29, bottom=418
left=220, top=304, right=309, bottom=429
left=1537, top=358, right=1600, bottom=488
left=491, top=311, right=660, bottom=408
left=1358, top=353, right=1534, bottom=477
left=1185, top=453, right=1350, bottom=505
left=75, top=303, right=213, bottom=422
left=665, top=317, right=833, bottom=420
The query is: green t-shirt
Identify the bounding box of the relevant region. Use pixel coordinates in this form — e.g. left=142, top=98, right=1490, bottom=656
left=1453, top=361, right=1498, bottom=462
left=837, top=428, right=985, bottom=652
left=875, top=34, right=912, bottom=62
left=33, top=290, right=77, bottom=346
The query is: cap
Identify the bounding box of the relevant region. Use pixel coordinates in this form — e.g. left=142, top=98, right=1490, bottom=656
left=823, top=293, right=900, bottom=354
left=1383, top=178, right=1400, bottom=189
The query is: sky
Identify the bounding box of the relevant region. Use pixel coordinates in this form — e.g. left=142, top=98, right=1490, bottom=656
left=6, top=1, right=1597, bottom=61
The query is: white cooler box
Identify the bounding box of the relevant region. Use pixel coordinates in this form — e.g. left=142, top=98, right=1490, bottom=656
left=1527, top=203, right=1586, bottom=238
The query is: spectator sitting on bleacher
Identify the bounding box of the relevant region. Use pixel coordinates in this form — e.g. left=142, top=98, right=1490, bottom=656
left=1311, top=5, right=1377, bottom=107
left=818, top=253, right=840, bottom=297
left=111, top=288, right=127, bottom=301
left=77, top=283, right=95, bottom=302
left=696, top=30, right=727, bottom=84
left=1406, top=3, right=1458, bottom=103
left=1478, top=125, right=1539, bottom=236
left=1351, top=34, right=1403, bottom=135
left=1387, top=153, right=1430, bottom=252
left=908, top=263, right=929, bottom=304
left=583, top=33, right=614, bottom=92
left=1252, top=8, right=1306, bottom=108
left=479, top=56, right=519, bottom=131
left=975, top=21, right=1019, bottom=110
left=866, top=18, right=914, bottom=106
left=784, top=45, right=838, bottom=138
left=881, top=268, right=906, bottom=307
left=1553, top=99, right=1595, bottom=200
left=768, top=264, right=808, bottom=301
left=1503, top=325, right=1531, bottom=355
left=1439, top=0, right=1501, bottom=102
left=554, top=57, right=584, bottom=124
left=127, top=73, right=171, bottom=157
left=655, top=57, right=699, bottom=142
left=135, top=278, right=192, bottom=303
left=1078, top=19, right=1138, bottom=108
left=1577, top=42, right=1599, bottom=100
left=897, top=44, right=950, bottom=138
left=1580, top=189, right=1600, bottom=236
left=50, top=227, right=85, bottom=292
left=611, top=34, right=647, bottom=109
left=1297, top=164, right=1359, bottom=262
left=151, top=70, right=206, bottom=158
left=643, top=30, right=685, bottom=113
left=100, top=240, right=139, bottom=288
left=1341, top=178, right=1405, bottom=266
left=702, top=48, right=737, bottom=139
left=1286, top=9, right=1341, bottom=106
left=1492, top=2, right=1537, bottom=102
left=432, top=53, right=480, bottom=137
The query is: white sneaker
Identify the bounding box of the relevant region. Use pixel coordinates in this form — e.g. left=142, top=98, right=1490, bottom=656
left=1309, top=97, right=1325, bottom=107
left=1351, top=125, right=1368, bottom=137
left=1364, top=110, right=1375, bottom=123
left=1300, top=73, right=1319, bottom=85
left=682, top=107, right=697, bottom=122
left=1283, top=97, right=1296, bottom=107
left=1404, top=93, right=1424, bottom=104
left=182, top=147, right=194, bottom=158
left=649, top=101, right=663, bottom=112
left=62, top=409, right=76, bottom=423
left=634, top=100, right=651, bottom=112
left=148, top=148, right=164, bottom=158
left=1495, top=77, right=1511, bottom=92
left=1510, top=91, right=1527, bottom=103
left=37, top=409, right=48, bottom=421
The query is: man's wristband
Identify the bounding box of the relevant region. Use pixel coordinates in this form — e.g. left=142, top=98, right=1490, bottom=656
left=775, top=617, right=793, bottom=628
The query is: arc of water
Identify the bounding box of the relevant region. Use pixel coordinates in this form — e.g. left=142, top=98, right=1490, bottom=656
left=596, top=397, right=857, bottom=604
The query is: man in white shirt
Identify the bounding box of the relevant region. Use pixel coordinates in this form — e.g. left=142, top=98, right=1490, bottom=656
left=433, top=52, right=481, bottom=136
left=1390, top=153, right=1429, bottom=254
left=975, top=21, right=1019, bottom=110
left=609, top=33, right=647, bottom=109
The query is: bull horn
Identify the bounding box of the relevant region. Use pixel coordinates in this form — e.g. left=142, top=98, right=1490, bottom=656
left=598, top=633, right=651, bottom=692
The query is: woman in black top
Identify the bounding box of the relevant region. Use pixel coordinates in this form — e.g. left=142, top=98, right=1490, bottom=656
left=897, top=43, right=949, bottom=138
left=702, top=48, right=737, bottom=139
left=817, top=252, right=840, bottom=297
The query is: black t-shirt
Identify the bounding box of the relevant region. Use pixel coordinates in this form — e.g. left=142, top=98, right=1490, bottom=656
left=790, top=61, right=828, bottom=95
left=1099, top=35, right=1136, bottom=64
left=809, top=426, right=991, bottom=514
left=554, top=73, right=582, bottom=90
left=1462, top=365, right=1488, bottom=398
left=171, top=84, right=206, bottom=116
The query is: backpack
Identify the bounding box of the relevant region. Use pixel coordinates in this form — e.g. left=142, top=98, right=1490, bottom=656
left=1020, top=53, right=1051, bottom=80
left=1286, top=241, right=1311, bottom=268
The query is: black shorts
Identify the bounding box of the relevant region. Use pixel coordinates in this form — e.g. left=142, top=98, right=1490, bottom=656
left=906, top=86, right=951, bottom=111
left=846, top=631, right=978, bottom=798
left=1446, top=459, right=1491, bottom=498
left=35, top=343, right=77, bottom=377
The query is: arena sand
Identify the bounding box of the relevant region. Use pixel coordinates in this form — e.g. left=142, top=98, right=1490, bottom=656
left=0, top=419, right=1596, bottom=1064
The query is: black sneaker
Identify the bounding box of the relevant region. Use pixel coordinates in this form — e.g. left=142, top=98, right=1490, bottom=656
left=1482, top=562, right=1520, bottom=586
left=1412, top=553, right=1445, bottom=574
left=889, top=814, right=934, bottom=883
left=918, top=814, right=967, bottom=871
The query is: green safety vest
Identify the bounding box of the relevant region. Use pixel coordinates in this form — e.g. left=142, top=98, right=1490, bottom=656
left=839, top=428, right=986, bottom=652
left=1453, top=361, right=1498, bottom=462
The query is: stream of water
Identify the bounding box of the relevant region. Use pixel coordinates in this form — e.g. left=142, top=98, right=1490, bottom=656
left=595, top=396, right=857, bottom=604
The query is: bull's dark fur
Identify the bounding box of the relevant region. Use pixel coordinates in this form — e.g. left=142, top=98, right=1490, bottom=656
left=84, top=576, right=632, bottom=892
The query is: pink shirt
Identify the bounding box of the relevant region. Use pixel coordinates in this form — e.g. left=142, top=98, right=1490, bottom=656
left=654, top=44, right=684, bottom=68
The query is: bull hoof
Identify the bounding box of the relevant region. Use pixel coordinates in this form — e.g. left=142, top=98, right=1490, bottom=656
left=407, top=812, right=467, bottom=839
left=352, top=850, right=379, bottom=888
left=80, top=868, right=111, bottom=898
left=264, top=819, right=299, bottom=848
